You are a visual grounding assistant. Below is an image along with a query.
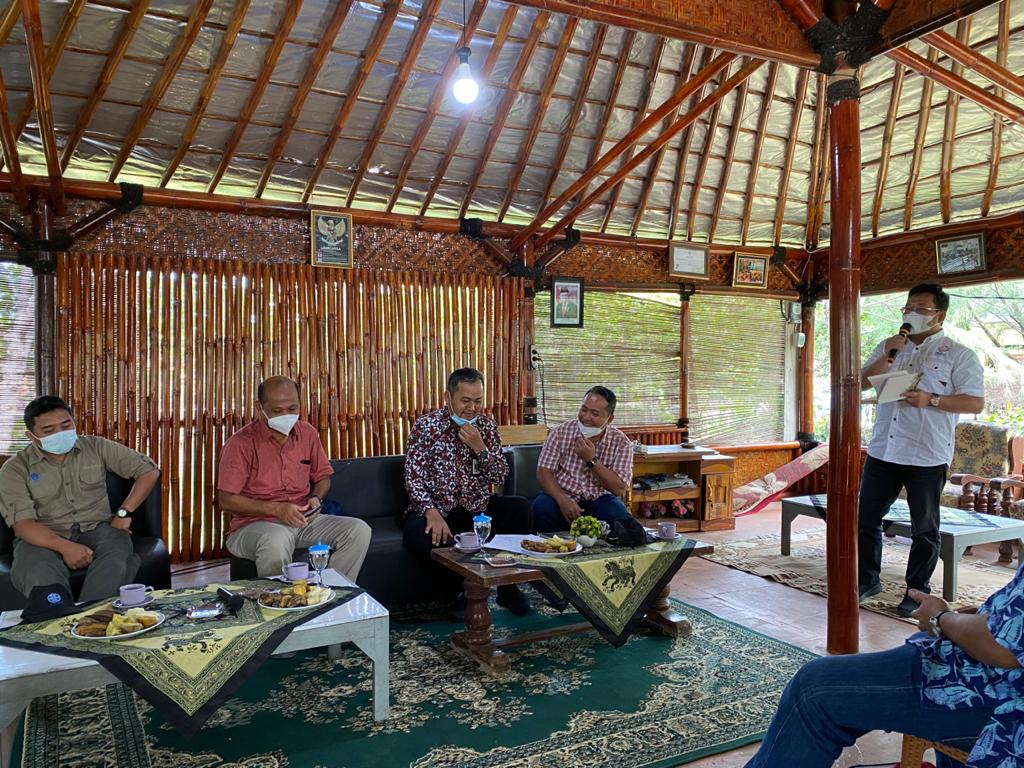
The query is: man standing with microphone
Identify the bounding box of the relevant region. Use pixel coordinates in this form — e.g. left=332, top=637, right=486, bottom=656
left=858, top=284, right=984, bottom=616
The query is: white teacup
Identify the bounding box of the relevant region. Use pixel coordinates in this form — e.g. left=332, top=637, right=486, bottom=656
left=119, top=583, right=154, bottom=606
left=454, top=532, right=480, bottom=549
left=657, top=522, right=677, bottom=538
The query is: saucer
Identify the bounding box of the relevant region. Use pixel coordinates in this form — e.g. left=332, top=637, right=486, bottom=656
left=113, top=595, right=154, bottom=610
left=453, top=542, right=483, bottom=553
left=654, top=531, right=681, bottom=541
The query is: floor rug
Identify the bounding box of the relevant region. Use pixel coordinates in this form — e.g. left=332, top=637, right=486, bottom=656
left=15, top=599, right=814, bottom=768
left=702, top=529, right=1017, bottom=620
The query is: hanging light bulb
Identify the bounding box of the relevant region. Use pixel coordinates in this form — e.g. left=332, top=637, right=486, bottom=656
left=452, top=46, right=478, bottom=104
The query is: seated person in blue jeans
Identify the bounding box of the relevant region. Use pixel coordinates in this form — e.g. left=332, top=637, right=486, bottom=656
left=745, top=578, right=1023, bottom=768
left=532, top=386, right=633, bottom=532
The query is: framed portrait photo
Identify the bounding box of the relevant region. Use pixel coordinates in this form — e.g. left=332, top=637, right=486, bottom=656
left=668, top=241, right=709, bottom=280
left=550, top=277, right=584, bottom=328
left=311, top=210, right=353, bottom=268
left=732, top=253, right=769, bottom=289
left=935, top=233, right=986, bottom=276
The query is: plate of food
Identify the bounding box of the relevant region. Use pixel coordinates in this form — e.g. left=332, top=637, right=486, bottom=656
left=71, top=608, right=166, bottom=640
left=258, top=585, right=335, bottom=611
left=520, top=535, right=582, bottom=557
left=483, top=552, right=519, bottom=568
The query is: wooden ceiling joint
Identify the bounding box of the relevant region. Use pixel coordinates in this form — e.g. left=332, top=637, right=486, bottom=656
left=19, top=0, right=64, bottom=213
left=739, top=62, right=778, bottom=244
left=981, top=0, right=1009, bottom=217
left=902, top=48, right=939, bottom=231
left=938, top=18, right=972, bottom=225
left=0, top=67, right=28, bottom=209
left=706, top=76, right=749, bottom=241
left=771, top=68, right=809, bottom=246
left=870, top=62, right=904, bottom=237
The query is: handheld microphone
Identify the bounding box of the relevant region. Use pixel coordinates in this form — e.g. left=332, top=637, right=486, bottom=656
left=217, top=586, right=245, bottom=614
left=887, top=323, right=913, bottom=363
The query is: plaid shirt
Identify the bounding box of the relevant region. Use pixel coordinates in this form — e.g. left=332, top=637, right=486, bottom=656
left=537, top=420, right=633, bottom=502
left=404, top=408, right=507, bottom=517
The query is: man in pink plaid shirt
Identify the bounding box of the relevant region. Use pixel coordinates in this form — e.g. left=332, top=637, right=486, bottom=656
left=533, top=386, right=634, bottom=532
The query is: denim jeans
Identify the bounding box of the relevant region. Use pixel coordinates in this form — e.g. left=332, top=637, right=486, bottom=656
left=744, top=643, right=992, bottom=768
left=531, top=492, right=632, bottom=532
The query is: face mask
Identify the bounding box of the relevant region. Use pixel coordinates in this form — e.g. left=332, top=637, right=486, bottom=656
left=39, top=429, right=78, bottom=455
left=265, top=413, right=299, bottom=435
left=577, top=420, right=606, bottom=439
left=450, top=411, right=479, bottom=428
left=902, top=312, right=935, bottom=335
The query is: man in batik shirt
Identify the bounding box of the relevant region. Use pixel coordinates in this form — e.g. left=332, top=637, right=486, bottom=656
left=402, top=368, right=533, bottom=617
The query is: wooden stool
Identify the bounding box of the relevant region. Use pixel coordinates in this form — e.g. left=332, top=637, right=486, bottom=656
left=900, top=734, right=971, bottom=766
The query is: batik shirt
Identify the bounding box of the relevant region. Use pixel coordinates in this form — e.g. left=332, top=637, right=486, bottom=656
left=403, top=408, right=507, bottom=517
left=908, top=566, right=1024, bottom=768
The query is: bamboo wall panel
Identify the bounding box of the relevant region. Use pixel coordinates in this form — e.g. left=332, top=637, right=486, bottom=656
left=55, top=252, right=525, bottom=561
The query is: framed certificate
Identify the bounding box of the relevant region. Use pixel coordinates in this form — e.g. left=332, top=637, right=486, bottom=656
left=311, top=210, right=353, bottom=268
left=668, top=241, right=709, bottom=280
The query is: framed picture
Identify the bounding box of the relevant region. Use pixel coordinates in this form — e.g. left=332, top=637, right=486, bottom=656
left=935, top=233, right=986, bottom=276
left=668, top=241, right=709, bottom=280
left=732, top=253, right=769, bottom=289
left=550, top=277, right=584, bottom=328
left=311, top=210, right=353, bottom=268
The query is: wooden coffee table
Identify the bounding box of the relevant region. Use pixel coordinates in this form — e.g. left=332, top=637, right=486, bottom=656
left=431, top=540, right=713, bottom=674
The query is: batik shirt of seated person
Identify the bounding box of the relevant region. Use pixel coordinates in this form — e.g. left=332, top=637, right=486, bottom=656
left=908, top=566, right=1024, bottom=768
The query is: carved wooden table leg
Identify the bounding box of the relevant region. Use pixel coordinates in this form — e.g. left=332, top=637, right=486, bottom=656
left=451, top=581, right=510, bottom=674
left=643, top=584, right=692, bottom=638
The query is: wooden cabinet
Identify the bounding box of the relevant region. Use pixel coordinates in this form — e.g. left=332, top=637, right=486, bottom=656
left=628, top=446, right=736, bottom=532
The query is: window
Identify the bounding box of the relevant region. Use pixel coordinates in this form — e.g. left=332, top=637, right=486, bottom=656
left=533, top=291, right=681, bottom=426
left=0, top=261, right=35, bottom=454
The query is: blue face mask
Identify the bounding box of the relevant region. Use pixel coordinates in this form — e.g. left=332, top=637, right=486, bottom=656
left=450, top=412, right=478, bottom=428
left=39, top=429, right=78, bottom=455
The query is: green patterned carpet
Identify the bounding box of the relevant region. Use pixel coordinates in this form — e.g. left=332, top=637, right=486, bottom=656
left=15, top=599, right=814, bottom=768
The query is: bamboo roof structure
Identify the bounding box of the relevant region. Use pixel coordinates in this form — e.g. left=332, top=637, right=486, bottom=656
left=0, top=0, right=1022, bottom=249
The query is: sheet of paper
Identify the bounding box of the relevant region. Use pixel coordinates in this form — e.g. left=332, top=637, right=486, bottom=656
left=483, top=534, right=546, bottom=555
left=867, top=369, right=919, bottom=404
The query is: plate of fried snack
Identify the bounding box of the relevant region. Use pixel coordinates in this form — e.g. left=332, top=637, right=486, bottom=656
left=519, top=535, right=582, bottom=557
left=258, top=584, right=334, bottom=611
left=71, top=608, right=165, bottom=640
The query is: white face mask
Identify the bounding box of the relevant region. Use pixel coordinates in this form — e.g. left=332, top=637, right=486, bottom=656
left=577, top=420, right=606, bottom=439
left=265, top=413, right=299, bottom=435
left=39, top=428, right=78, bottom=455
left=902, top=312, right=935, bottom=335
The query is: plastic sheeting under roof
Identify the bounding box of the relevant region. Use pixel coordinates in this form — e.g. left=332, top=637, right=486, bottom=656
left=1, top=0, right=1023, bottom=248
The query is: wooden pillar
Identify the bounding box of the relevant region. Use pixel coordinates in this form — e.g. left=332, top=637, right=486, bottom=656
left=31, top=195, right=56, bottom=396
left=520, top=238, right=538, bottom=424
left=825, top=66, right=862, bottom=655
left=798, top=300, right=816, bottom=440
left=678, top=284, right=694, bottom=442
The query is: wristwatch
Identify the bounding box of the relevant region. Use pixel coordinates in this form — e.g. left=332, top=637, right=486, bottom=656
left=477, top=449, right=489, bottom=462
left=929, top=394, right=941, bottom=408
left=929, top=609, right=952, bottom=637
left=585, top=459, right=597, bottom=469
left=115, top=507, right=132, bottom=519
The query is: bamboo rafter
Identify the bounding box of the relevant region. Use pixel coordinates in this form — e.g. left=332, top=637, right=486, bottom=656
left=19, top=0, right=64, bottom=213
left=938, top=19, right=972, bottom=224
left=803, top=73, right=826, bottom=249
left=739, top=62, right=778, bottom=244
left=871, top=62, right=905, bottom=238
left=772, top=68, right=808, bottom=246
left=685, top=63, right=727, bottom=241
left=669, top=46, right=713, bottom=239
left=808, top=117, right=829, bottom=251
left=922, top=27, right=1024, bottom=102
left=0, top=0, right=19, bottom=44
left=903, top=48, right=939, bottom=231
left=707, top=76, right=749, bottom=241
left=981, top=1, right=1010, bottom=217
left=0, top=66, right=27, bottom=209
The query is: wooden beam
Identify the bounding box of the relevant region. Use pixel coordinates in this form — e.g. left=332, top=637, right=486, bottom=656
left=345, top=0, right=442, bottom=207
left=417, top=5, right=517, bottom=216
left=685, top=67, right=726, bottom=241
left=0, top=0, right=20, bottom=45
left=707, top=77, right=748, bottom=242
left=981, top=0, right=1009, bottom=218
left=161, top=0, right=251, bottom=187
left=938, top=19, right=971, bottom=224
left=458, top=11, right=550, bottom=220
left=512, top=49, right=735, bottom=251
left=739, top=62, right=778, bottom=244
left=20, top=0, right=64, bottom=214
left=872, top=0, right=1001, bottom=56
left=902, top=48, right=938, bottom=231
left=301, top=0, right=401, bottom=203
left=808, top=119, right=829, bottom=250
left=669, top=46, right=713, bottom=239
left=209, top=0, right=303, bottom=195
left=496, top=16, right=578, bottom=222
left=109, top=0, right=215, bottom=182
left=804, top=74, right=827, bottom=250
left=772, top=68, right=809, bottom=245
left=254, top=0, right=353, bottom=198
left=870, top=62, right=904, bottom=237
left=385, top=0, right=488, bottom=213
left=599, top=36, right=668, bottom=233
left=0, top=67, right=28, bottom=209
left=536, top=58, right=764, bottom=249
left=61, top=0, right=151, bottom=171
left=922, top=28, right=1024, bottom=103
left=537, top=24, right=606, bottom=211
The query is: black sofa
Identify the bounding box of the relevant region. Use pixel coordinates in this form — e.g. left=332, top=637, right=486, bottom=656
left=229, top=445, right=545, bottom=608
left=0, top=472, right=170, bottom=610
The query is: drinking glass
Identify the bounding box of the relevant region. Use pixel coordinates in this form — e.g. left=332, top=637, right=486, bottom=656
left=308, top=544, right=330, bottom=588
left=472, top=514, right=492, bottom=544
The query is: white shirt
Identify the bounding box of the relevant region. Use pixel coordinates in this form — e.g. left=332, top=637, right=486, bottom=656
left=866, top=329, right=984, bottom=467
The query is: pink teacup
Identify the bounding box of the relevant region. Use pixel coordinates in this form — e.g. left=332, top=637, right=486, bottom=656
left=119, top=583, right=154, bottom=606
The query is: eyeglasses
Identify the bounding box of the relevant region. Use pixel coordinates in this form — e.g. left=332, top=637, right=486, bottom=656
left=901, top=306, right=939, bottom=314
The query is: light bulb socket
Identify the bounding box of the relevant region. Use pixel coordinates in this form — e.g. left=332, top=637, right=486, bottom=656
left=456, top=46, right=472, bottom=64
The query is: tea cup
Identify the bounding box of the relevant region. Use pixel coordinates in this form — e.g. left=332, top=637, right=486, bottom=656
left=283, top=562, right=310, bottom=581
left=119, top=583, right=154, bottom=606
left=454, top=532, right=481, bottom=549
left=657, top=521, right=678, bottom=539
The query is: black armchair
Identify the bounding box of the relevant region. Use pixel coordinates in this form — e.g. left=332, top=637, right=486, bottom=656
left=0, top=472, right=170, bottom=610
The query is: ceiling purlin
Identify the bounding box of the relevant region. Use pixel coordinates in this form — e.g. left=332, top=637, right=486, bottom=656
left=685, top=65, right=726, bottom=241
left=209, top=0, right=303, bottom=195
left=254, top=0, right=355, bottom=198
left=668, top=45, right=712, bottom=239
left=537, top=58, right=765, bottom=251
left=598, top=36, right=667, bottom=233
left=301, top=0, right=402, bottom=203
left=771, top=67, right=808, bottom=246
left=161, top=0, right=252, bottom=187
left=60, top=1, right=151, bottom=171
left=739, top=61, right=778, bottom=244
left=384, top=0, right=488, bottom=213
left=417, top=5, right=517, bottom=216
left=706, top=77, right=748, bottom=241
left=870, top=62, right=905, bottom=237
left=109, top=0, right=216, bottom=183
left=537, top=24, right=606, bottom=210
left=981, top=0, right=1010, bottom=218
left=938, top=18, right=972, bottom=224
left=631, top=42, right=698, bottom=238
left=0, top=68, right=28, bottom=209
left=802, top=73, right=825, bottom=249
left=902, top=47, right=939, bottom=231
left=19, top=0, right=64, bottom=213
left=346, top=0, right=444, bottom=207
left=496, top=16, right=578, bottom=222
left=457, top=11, right=551, bottom=220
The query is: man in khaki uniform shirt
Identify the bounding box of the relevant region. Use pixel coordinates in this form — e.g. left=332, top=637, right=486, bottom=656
left=0, top=396, right=160, bottom=601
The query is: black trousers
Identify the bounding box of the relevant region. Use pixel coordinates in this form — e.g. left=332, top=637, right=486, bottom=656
left=402, top=495, right=533, bottom=598
left=858, top=455, right=947, bottom=593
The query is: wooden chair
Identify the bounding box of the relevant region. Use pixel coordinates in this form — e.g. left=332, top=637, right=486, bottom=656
left=989, top=476, right=1024, bottom=562
left=899, top=734, right=970, bottom=767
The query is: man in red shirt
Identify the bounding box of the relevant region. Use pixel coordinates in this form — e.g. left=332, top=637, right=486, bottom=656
left=219, top=377, right=370, bottom=579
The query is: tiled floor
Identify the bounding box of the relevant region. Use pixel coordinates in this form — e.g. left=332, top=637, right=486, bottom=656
left=172, top=503, right=1015, bottom=767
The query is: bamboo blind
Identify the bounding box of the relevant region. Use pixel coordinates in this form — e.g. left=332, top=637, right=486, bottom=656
left=55, top=253, right=526, bottom=561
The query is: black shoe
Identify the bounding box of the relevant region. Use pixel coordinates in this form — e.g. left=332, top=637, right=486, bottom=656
left=496, top=584, right=533, bottom=616
left=896, top=592, right=921, bottom=618
left=858, top=582, right=882, bottom=602
left=446, top=593, right=467, bottom=623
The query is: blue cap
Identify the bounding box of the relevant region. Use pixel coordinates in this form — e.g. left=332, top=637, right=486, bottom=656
left=473, top=513, right=491, bottom=522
